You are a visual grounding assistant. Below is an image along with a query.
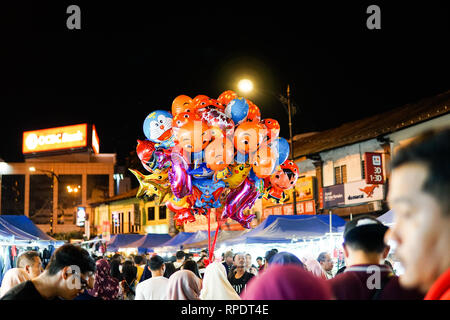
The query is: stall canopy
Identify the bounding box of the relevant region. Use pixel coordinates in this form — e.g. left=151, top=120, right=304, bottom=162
left=378, top=209, right=394, bottom=226
left=106, top=234, right=145, bottom=252
left=154, top=232, right=194, bottom=252
left=221, top=215, right=346, bottom=246
left=183, top=230, right=250, bottom=249
left=127, top=233, right=172, bottom=254
left=0, top=215, right=56, bottom=241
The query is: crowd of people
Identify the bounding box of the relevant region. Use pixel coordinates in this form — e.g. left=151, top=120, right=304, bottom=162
left=0, top=128, right=448, bottom=300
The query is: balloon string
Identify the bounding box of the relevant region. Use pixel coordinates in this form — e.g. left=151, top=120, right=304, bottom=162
left=207, top=208, right=211, bottom=260
left=210, top=215, right=221, bottom=262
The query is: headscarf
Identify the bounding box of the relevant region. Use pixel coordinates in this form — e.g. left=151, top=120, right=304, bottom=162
left=88, top=259, right=120, bottom=300
left=0, top=268, right=30, bottom=298
left=241, top=264, right=333, bottom=300
left=166, top=270, right=200, bottom=300
left=303, top=258, right=327, bottom=280
left=270, top=252, right=305, bottom=268
left=200, top=262, right=241, bottom=300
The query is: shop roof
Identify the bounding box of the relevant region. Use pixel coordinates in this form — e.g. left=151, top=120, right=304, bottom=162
left=292, top=90, right=450, bottom=158
left=88, top=187, right=139, bottom=205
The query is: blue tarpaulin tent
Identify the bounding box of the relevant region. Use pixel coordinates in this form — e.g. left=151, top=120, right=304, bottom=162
left=0, top=215, right=56, bottom=241
left=155, top=232, right=194, bottom=251
left=127, top=233, right=172, bottom=254
left=378, top=210, right=394, bottom=226
left=222, top=215, right=346, bottom=245
left=106, top=234, right=145, bottom=252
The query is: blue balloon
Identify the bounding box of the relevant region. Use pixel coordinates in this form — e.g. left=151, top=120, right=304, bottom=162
left=235, top=151, right=249, bottom=164
left=225, top=98, right=249, bottom=125
left=275, top=137, right=290, bottom=166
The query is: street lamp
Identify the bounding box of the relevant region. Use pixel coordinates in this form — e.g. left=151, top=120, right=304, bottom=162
left=236, top=80, right=299, bottom=214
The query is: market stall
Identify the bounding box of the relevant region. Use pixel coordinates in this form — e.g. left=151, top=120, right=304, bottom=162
left=151, top=232, right=194, bottom=253
left=127, top=233, right=172, bottom=254
left=105, top=234, right=145, bottom=253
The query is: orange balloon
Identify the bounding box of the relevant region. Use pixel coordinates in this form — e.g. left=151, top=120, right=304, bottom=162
left=234, top=121, right=265, bottom=154
left=205, top=137, right=234, bottom=171
left=246, top=99, right=261, bottom=122
left=172, top=95, right=193, bottom=115
left=191, top=95, right=210, bottom=110
left=172, top=112, right=202, bottom=129
left=251, top=146, right=277, bottom=178
left=261, top=118, right=280, bottom=143
left=217, top=90, right=238, bottom=106
left=174, top=119, right=211, bottom=153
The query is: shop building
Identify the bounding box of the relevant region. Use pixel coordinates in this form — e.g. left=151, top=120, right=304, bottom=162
left=288, top=90, right=450, bottom=219
left=0, top=123, right=123, bottom=235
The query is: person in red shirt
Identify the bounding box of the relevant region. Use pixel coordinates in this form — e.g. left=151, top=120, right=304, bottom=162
left=329, top=215, right=424, bottom=300
left=387, top=128, right=450, bottom=300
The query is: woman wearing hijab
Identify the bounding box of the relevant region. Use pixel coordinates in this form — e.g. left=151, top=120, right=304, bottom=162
left=0, top=268, right=30, bottom=298
left=241, top=264, right=333, bottom=300
left=303, top=257, right=328, bottom=280
left=88, top=259, right=120, bottom=300
left=200, top=262, right=241, bottom=300
left=270, top=252, right=305, bottom=269
left=166, top=269, right=201, bottom=300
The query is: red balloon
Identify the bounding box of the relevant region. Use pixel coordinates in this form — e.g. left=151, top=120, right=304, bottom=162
left=217, top=90, right=238, bottom=106
left=246, top=99, right=261, bottom=122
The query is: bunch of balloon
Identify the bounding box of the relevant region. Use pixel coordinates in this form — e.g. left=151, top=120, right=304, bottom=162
left=130, top=90, right=293, bottom=266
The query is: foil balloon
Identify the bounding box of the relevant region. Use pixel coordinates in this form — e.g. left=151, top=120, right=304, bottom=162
left=250, top=145, right=277, bottom=178
left=233, top=121, right=265, bottom=155
left=172, top=95, right=193, bottom=115
left=204, top=137, right=234, bottom=172
left=225, top=98, right=249, bottom=125
left=274, top=137, right=290, bottom=166
left=222, top=177, right=257, bottom=229
left=221, top=163, right=251, bottom=189
left=264, top=159, right=299, bottom=204
left=129, top=169, right=172, bottom=205
left=143, top=110, right=173, bottom=143
left=174, top=119, right=211, bottom=153
left=196, top=98, right=225, bottom=113
left=217, top=90, right=238, bottom=106
left=136, top=139, right=156, bottom=172
left=168, top=151, right=192, bottom=199
left=191, top=178, right=225, bottom=209
left=261, top=118, right=280, bottom=143
left=173, top=112, right=202, bottom=129
left=191, top=95, right=210, bottom=111
left=188, top=162, right=215, bottom=179
left=246, top=99, right=261, bottom=123
left=200, top=107, right=235, bottom=138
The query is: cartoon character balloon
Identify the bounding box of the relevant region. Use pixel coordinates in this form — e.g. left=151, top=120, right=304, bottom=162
left=143, top=110, right=174, bottom=147
left=204, top=137, right=234, bottom=172
left=172, top=95, right=193, bottom=115
left=264, top=160, right=299, bottom=203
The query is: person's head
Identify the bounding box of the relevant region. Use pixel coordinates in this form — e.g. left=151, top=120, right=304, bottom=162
left=388, top=128, right=450, bottom=292
left=199, top=262, right=241, bottom=300
left=166, top=269, right=200, bottom=300
left=241, top=264, right=332, bottom=300
left=245, top=253, right=252, bottom=267
left=45, top=244, right=96, bottom=300
left=233, top=253, right=245, bottom=268
left=317, top=252, right=334, bottom=272
left=200, top=249, right=208, bottom=258
left=148, top=255, right=165, bottom=276
left=342, top=215, right=389, bottom=266
left=133, top=255, right=144, bottom=266
left=121, top=260, right=137, bottom=284
left=17, top=251, right=43, bottom=278
left=223, top=251, right=234, bottom=265
left=264, top=249, right=277, bottom=266
left=163, top=262, right=176, bottom=279
left=182, top=259, right=201, bottom=278
left=112, top=254, right=122, bottom=263
left=185, top=253, right=194, bottom=260
left=176, top=250, right=185, bottom=262
left=0, top=268, right=30, bottom=298
left=256, top=257, right=263, bottom=267
left=271, top=252, right=305, bottom=269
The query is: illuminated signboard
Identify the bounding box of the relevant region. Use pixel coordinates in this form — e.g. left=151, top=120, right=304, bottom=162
left=76, top=206, right=86, bottom=227
left=22, top=123, right=100, bottom=155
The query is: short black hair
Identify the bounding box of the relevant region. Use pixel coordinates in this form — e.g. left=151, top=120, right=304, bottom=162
left=134, top=255, right=144, bottom=265
left=149, top=255, right=164, bottom=271
left=265, top=249, right=277, bottom=263
left=46, top=244, right=96, bottom=276
left=391, top=128, right=450, bottom=216
left=182, top=260, right=201, bottom=278
left=17, top=251, right=40, bottom=268
left=256, top=257, right=263, bottom=261
left=163, top=262, right=176, bottom=279
left=176, top=251, right=185, bottom=259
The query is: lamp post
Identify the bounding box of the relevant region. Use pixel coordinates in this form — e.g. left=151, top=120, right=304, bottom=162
left=29, top=167, right=60, bottom=234
left=237, top=80, right=299, bottom=215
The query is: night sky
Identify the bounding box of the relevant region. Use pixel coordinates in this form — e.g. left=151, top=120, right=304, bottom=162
left=1, top=2, right=449, bottom=165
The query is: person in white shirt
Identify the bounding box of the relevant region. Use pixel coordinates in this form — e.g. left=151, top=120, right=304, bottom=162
left=173, top=251, right=185, bottom=270
left=135, top=255, right=168, bottom=300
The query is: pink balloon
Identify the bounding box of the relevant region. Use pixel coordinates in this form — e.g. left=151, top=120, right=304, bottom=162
left=168, top=151, right=192, bottom=198
left=222, top=177, right=257, bottom=229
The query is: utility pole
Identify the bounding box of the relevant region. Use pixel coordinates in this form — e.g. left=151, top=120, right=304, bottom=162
left=287, top=84, right=298, bottom=215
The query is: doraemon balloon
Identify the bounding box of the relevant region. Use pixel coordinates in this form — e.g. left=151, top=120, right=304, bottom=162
left=143, top=110, right=173, bottom=143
